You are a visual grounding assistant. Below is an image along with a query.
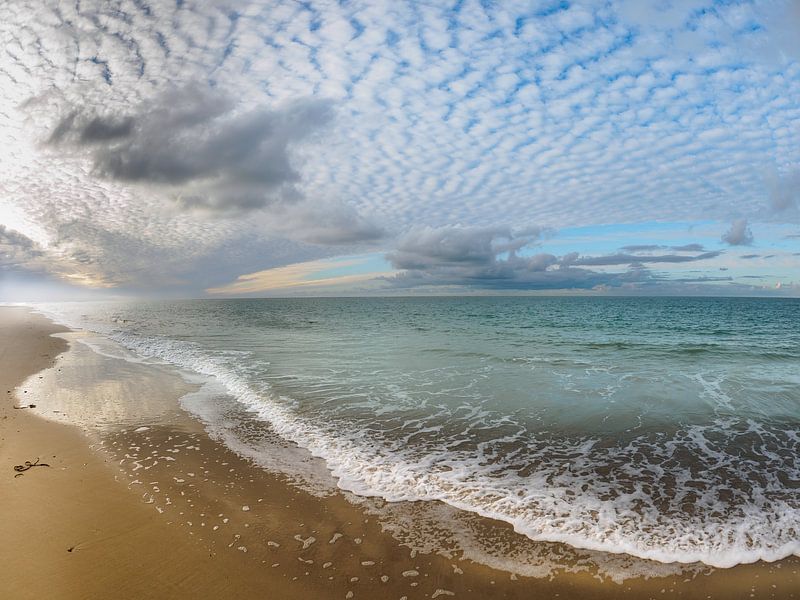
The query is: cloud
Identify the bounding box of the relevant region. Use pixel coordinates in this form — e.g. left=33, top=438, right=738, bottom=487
left=756, top=0, right=800, bottom=62
left=0, top=223, right=117, bottom=288
left=387, top=225, right=543, bottom=270
left=48, top=84, right=335, bottom=212
left=671, top=244, right=705, bottom=252
left=620, top=243, right=707, bottom=253
left=381, top=225, right=728, bottom=291
left=266, top=201, right=385, bottom=246
left=619, top=244, right=663, bottom=252
left=721, top=218, right=754, bottom=246
left=0, top=225, right=42, bottom=270
left=49, top=112, right=135, bottom=144
left=672, top=276, right=734, bottom=284
left=384, top=225, right=657, bottom=291
left=767, top=169, right=800, bottom=213
left=567, top=250, right=721, bottom=267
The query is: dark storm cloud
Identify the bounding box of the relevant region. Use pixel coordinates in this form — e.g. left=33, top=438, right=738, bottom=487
left=80, top=116, right=136, bottom=142
left=48, top=84, right=335, bottom=212
left=49, top=111, right=135, bottom=144
left=383, top=226, right=724, bottom=291
left=384, top=225, right=664, bottom=291
left=387, top=225, right=542, bottom=270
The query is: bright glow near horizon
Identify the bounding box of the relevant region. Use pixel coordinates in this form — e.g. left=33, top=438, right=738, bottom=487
left=1, top=0, right=799, bottom=299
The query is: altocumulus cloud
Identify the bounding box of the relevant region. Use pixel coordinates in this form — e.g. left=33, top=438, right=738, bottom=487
left=1, top=0, right=798, bottom=297
left=767, top=169, right=800, bottom=214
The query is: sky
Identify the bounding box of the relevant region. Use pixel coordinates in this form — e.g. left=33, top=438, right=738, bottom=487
left=0, top=0, right=799, bottom=300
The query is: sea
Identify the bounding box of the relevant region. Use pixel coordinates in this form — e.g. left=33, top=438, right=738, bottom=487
left=35, top=296, right=800, bottom=570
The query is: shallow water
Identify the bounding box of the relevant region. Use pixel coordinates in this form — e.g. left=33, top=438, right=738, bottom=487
left=36, top=297, right=800, bottom=568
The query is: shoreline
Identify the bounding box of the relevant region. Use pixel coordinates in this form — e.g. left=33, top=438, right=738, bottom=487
left=0, top=307, right=308, bottom=599
left=1, top=306, right=797, bottom=599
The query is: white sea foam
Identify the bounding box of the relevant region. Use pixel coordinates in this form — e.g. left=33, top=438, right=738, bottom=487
left=179, top=380, right=337, bottom=497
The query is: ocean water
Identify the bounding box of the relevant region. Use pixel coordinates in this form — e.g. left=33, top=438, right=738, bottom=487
left=36, top=297, right=800, bottom=568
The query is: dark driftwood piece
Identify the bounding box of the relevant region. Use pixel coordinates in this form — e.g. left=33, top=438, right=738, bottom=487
left=13, top=457, right=50, bottom=477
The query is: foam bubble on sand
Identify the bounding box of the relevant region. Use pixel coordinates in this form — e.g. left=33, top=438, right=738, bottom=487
left=294, top=535, right=316, bottom=549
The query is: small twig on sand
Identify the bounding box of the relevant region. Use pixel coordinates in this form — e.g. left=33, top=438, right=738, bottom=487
left=13, top=457, right=50, bottom=477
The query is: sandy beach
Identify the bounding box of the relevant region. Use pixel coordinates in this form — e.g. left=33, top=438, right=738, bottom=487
left=0, top=307, right=297, bottom=599
left=1, top=306, right=797, bottom=600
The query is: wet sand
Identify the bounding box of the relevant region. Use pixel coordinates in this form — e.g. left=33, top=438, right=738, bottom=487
left=0, top=306, right=797, bottom=599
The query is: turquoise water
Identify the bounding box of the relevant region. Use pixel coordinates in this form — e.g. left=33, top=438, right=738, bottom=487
left=39, top=297, right=800, bottom=567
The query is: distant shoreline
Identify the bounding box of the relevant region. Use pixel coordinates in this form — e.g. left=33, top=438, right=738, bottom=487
left=6, top=294, right=800, bottom=304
